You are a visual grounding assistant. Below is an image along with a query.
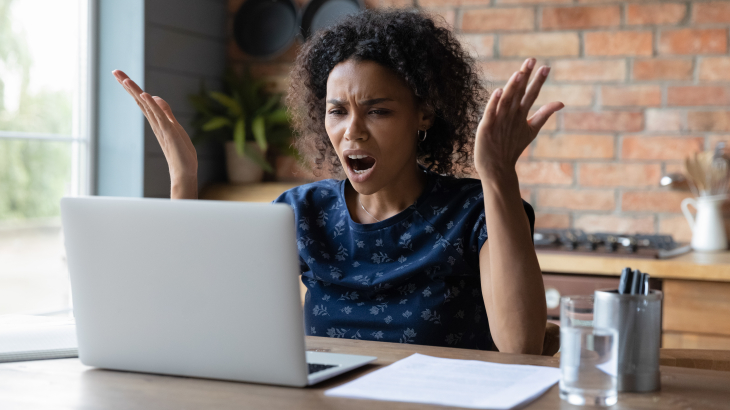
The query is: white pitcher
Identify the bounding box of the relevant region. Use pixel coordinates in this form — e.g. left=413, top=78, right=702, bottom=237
left=681, top=195, right=728, bottom=252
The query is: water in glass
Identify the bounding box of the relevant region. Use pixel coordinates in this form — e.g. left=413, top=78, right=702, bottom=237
left=559, top=295, right=618, bottom=407
left=559, top=327, right=617, bottom=406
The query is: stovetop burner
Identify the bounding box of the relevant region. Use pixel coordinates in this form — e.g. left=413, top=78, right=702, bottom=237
left=534, top=229, right=691, bottom=259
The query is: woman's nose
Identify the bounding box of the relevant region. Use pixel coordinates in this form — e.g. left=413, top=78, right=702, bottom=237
left=345, top=114, right=367, bottom=141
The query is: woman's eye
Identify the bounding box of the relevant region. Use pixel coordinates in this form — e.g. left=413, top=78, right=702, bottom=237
left=369, top=110, right=389, bottom=115
left=328, top=110, right=345, bottom=115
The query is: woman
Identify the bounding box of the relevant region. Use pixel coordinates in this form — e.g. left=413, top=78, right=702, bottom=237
left=112, top=9, right=563, bottom=354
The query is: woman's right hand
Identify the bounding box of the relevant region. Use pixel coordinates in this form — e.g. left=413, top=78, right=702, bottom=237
left=112, top=70, right=199, bottom=199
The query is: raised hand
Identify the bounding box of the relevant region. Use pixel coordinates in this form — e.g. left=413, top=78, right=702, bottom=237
left=474, top=58, right=564, bottom=179
left=112, top=70, right=198, bottom=199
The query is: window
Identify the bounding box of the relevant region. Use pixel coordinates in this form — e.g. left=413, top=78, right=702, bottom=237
left=0, top=0, right=93, bottom=315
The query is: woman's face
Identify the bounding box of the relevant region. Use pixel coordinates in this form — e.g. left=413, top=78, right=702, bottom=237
left=325, top=59, right=431, bottom=195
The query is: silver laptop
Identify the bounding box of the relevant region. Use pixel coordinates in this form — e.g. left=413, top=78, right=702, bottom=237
left=60, top=196, right=375, bottom=387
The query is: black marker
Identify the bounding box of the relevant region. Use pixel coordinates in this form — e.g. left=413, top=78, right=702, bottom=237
left=618, top=267, right=632, bottom=294
left=630, top=269, right=642, bottom=295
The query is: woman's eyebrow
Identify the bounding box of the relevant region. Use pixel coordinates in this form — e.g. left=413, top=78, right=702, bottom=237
left=326, top=97, right=395, bottom=106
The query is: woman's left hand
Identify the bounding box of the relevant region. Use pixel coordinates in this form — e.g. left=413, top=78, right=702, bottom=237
left=474, top=58, right=564, bottom=179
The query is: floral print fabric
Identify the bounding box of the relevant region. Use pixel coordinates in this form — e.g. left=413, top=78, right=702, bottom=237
left=274, top=169, right=535, bottom=350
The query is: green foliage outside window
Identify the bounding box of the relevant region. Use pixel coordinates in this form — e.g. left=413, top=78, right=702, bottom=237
left=0, top=0, right=73, bottom=221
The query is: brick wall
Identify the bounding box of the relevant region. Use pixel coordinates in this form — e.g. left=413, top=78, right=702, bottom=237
left=227, top=0, right=730, bottom=241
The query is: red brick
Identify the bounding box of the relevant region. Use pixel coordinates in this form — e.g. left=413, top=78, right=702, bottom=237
left=646, top=109, right=684, bottom=132
left=699, top=57, right=730, bottom=81
left=622, top=191, right=690, bottom=213
left=668, top=86, right=730, bottom=107
left=534, top=212, right=571, bottom=229
left=627, top=3, right=686, bottom=25
left=480, top=59, right=547, bottom=82
left=693, top=1, right=730, bottom=24
left=709, top=135, right=730, bottom=150
left=534, top=85, right=595, bottom=108
left=498, top=0, right=571, bottom=4
left=461, top=0, right=499, bottom=5
left=500, top=33, right=579, bottom=57
left=515, top=161, right=573, bottom=185
left=533, top=134, right=614, bottom=159
left=541, top=6, right=620, bottom=30
left=664, top=163, right=688, bottom=178
left=621, top=135, right=704, bottom=160
left=459, top=34, right=495, bottom=59
left=563, top=112, right=644, bottom=132
left=632, top=58, right=693, bottom=81
left=585, top=31, right=653, bottom=57
left=461, top=8, right=535, bottom=33
left=578, top=163, right=662, bottom=188
left=539, top=189, right=615, bottom=211
left=688, top=111, right=730, bottom=132
left=601, top=85, right=662, bottom=107
left=659, top=214, right=692, bottom=243
left=552, top=60, right=626, bottom=82
left=574, top=215, right=656, bottom=234
left=425, top=8, right=457, bottom=29
left=659, top=28, right=728, bottom=55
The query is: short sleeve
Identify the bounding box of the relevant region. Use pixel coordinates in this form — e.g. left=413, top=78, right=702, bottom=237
left=459, top=190, right=536, bottom=271
left=466, top=198, right=536, bottom=251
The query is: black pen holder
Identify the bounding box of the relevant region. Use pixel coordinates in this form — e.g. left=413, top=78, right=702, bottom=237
left=594, top=289, right=663, bottom=393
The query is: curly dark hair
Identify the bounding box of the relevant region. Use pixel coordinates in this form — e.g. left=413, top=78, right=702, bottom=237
left=286, top=8, right=488, bottom=177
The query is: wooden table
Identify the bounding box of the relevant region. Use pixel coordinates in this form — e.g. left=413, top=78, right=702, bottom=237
left=2, top=337, right=730, bottom=409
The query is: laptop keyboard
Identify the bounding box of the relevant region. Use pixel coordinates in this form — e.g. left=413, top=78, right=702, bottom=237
left=308, top=363, right=338, bottom=374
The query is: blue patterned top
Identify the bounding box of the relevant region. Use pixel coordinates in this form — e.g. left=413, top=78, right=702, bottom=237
left=274, top=169, right=535, bottom=350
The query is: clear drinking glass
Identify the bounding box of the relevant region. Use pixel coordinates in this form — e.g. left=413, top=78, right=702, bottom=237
left=559, top=295, right=618, bottom=407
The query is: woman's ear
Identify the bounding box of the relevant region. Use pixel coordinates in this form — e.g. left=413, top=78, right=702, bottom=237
left=418, top=102, right=436, bottom=130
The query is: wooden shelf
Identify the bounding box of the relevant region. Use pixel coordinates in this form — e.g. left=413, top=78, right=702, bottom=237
left=200, top=182, right=303, bottom=203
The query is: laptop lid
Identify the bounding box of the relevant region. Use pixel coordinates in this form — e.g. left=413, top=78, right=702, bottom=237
left=61, top=196, right=309, bottom=387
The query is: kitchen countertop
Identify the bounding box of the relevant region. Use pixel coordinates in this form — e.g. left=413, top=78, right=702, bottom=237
left=538, top=250, right=730, bottom=282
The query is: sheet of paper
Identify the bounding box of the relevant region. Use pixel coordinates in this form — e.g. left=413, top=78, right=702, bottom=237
left=0, top=315, right=77, bottom=362
left=325, top=353, right=560, bottom=409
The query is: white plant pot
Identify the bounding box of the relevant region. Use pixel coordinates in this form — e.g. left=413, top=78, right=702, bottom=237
left=224, top=141, right=265, bottom=184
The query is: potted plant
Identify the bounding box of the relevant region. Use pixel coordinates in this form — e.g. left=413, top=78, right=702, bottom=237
left=188, top=68, right=294, bottom=183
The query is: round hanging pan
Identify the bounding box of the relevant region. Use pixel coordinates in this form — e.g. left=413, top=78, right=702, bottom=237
left=300, top=0, right=364, bottom=39
left=233, top=0, right=299, bottom=58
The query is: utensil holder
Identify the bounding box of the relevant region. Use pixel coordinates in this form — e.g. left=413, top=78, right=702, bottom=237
left=594, top=289, right=662, bottom=392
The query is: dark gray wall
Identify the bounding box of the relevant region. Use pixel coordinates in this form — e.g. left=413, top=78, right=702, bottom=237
left=143, top=0, right=228, bottom=198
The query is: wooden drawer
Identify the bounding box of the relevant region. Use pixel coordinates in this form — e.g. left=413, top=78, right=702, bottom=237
left=663, top=332, right=730, bottom=350
left=663, top=279, right=730, bottom=336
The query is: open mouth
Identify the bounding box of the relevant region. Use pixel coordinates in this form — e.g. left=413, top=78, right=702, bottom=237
left=346, top=154, right=376, bottom=174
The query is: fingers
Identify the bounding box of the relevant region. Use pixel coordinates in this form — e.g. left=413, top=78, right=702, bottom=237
left=527, top=101, right=564, bottom=131
left=154, top=96, right=196, bottom=153
left=481, top=88, right=502, bottom=131
left=152, top=96, right=177, bottom=123
left=142, top=93, right=171, bottom=129
left=496, top=71, right=522, bottom=121
left=511, top=59, right=535, bottom=113
left=522, top=66, right=551, bottom=111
